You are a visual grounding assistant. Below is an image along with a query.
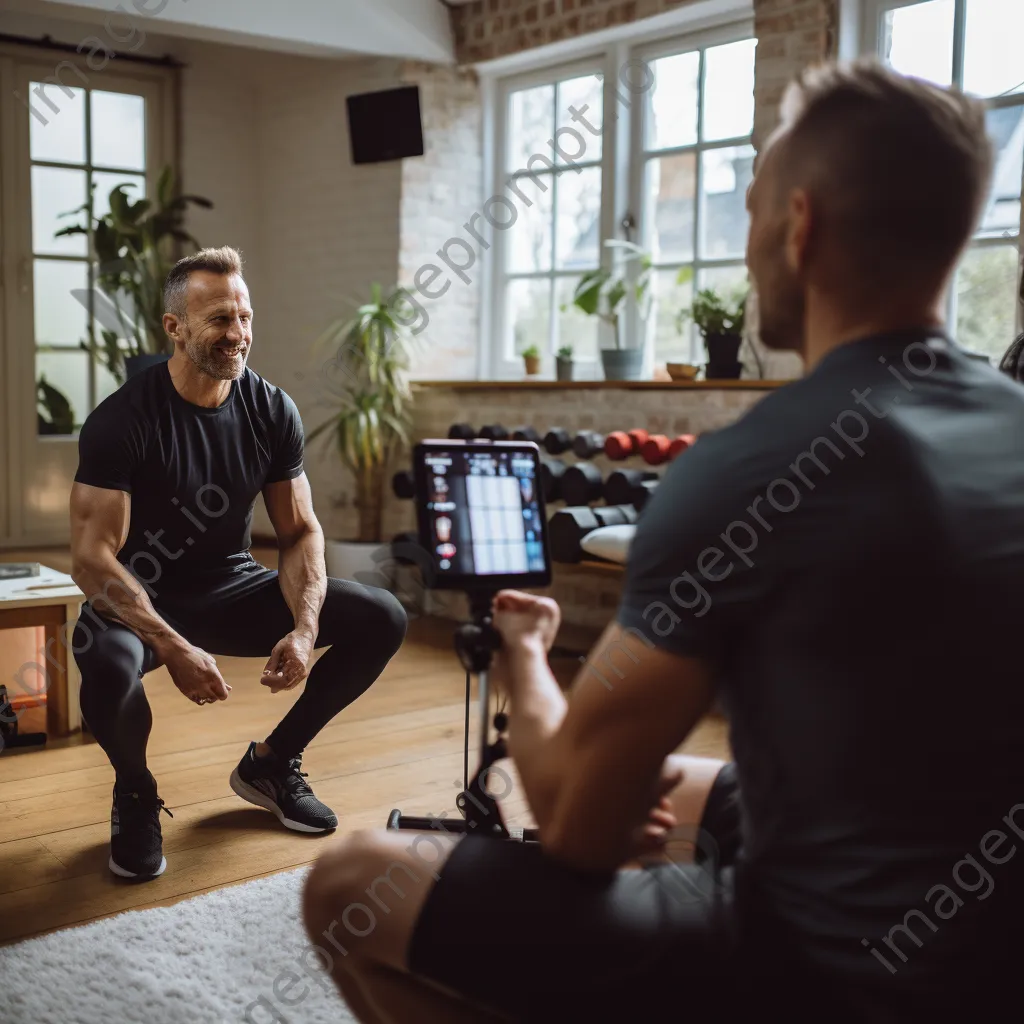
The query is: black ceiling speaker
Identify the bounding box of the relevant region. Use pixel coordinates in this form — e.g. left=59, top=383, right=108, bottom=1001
left=346, top=84, right=424, bottom=165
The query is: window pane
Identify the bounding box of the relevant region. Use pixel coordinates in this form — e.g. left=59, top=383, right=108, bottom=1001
left=646, top=153, right=696, bottom=263
left=34, top=259, right=89, bottom=347
left=507, top=174, right=553, bottom=273
left=703, top=39, right=756, bottom=142
left=91, top=90, right=146, bottom=171
left=36, top=350, right=89, bottom=434
left=652, top=267, right=695, bottom=366
left=700, top=145, right=755, bottom=259
left=508, top=278, right=552, bottom=358
left=32, top=166, right=87, bottom=256
left=92, top=172, right=146, bottom=220
left=700, top=264, right=749, bottom=300
left=555, top=167, right=601, bottom=270
left=979, top=106, right=1024, bottom=239
left=96, top=357, right=122, bottom=405
left=647, top=51, right=699, bottom=150
left=509, top=85, right=554, bottom=171
left=884, top=0, right=954, bottom=87
left=956, top=244, right=1021, bottom=361
left=29, top=83, right=85, bottom=164
left=555, top=276, right=599, bottom=362
left=557, top=74, right=603, bottom=164
left=964, top=0, right=1024, bottom=98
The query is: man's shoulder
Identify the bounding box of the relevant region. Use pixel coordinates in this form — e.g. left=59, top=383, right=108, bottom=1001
left=238, top=366, right=296, bottom=413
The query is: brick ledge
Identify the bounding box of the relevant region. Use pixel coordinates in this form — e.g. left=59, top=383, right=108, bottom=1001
left=411, top=379, right=788, bottom=391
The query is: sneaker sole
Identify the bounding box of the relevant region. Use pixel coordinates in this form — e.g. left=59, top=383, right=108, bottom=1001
left=229, top=768, right=336, bottom=833
left=108, top=854, right=167, bottom=879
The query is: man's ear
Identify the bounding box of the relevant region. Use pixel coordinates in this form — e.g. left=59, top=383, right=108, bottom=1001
left=785, top=188, right=812, bottom=275
left=162, top=312, right=182, bottom=344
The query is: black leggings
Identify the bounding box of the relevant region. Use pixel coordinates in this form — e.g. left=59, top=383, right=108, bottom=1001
left=73, top=564, right=407, bottom=782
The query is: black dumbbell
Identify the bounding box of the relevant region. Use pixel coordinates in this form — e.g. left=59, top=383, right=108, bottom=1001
left=392, top=469, right=416, bottom=500
left=448, top=423, right=475, bottom=440
left=549, top=504, right=637, bottom=563
left=631, top=478, right=660, bottom=511
left=560, top=463, right=605, bottom=506
left=479, top=424, right=509, bottom=441
left=594, top=504, right=638, bottom=528
left=543, top=427, right=571, bottom=455
left=540, top=458, right=567, bottom=502
left=572, top=430, right=606, bottom=460
left=512, top=426, right=541, bottom=444
left=604, top=469, right=658, bottom=507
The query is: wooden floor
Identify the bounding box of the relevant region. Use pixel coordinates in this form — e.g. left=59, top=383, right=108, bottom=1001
left=0, top=546, right=729, bottom=947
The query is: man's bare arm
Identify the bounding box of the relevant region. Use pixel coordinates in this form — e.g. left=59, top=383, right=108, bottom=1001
left=69, top=482, right=189, bottom=660
left=263, top=473, right=326, bottom=642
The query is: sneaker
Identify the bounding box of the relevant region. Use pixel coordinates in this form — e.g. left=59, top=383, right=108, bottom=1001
left=109, top=773, right=173, bottom=879
left=229, top=742, right=338, bottom=833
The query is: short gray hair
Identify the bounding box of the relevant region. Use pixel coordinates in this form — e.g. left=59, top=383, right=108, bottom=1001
left=163, top=246, right=244, bottom=318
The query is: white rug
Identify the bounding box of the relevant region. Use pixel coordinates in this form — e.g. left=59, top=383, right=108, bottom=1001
left=1, top=867, right=356, bottom=1024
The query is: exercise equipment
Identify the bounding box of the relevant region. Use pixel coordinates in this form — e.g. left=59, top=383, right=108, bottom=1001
left=669, top=434, right=697, bottom=459
left=604, top=468, right=659, bottom=507
left=539, top=457, right=567, bottom=502
left=448, top=423, right=476, bottom=440
left=543, top=427, right=571, bottom=455
left=631, top=478, right=660, bottom=511
left=572, top=430, right=606, bottom=460
left=641, top=434, right=697, bottom=466
left=512, top=426, right=541, bottom=444
left=560, top=462, right=605, bottom=506
left=549, top=504, right=638, bottom=563
left=391, top=469, right=416, bottom=500
left=604, top=429, right=650, bottom=460
left=478, top=424, right=509, bottom=441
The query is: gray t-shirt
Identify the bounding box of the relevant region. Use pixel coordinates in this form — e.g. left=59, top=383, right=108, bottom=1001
left=619, top=330, right=1024, bottom=1011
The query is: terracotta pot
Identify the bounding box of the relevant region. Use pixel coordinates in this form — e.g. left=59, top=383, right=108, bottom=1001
left=524, top=355, right=541, bottom=375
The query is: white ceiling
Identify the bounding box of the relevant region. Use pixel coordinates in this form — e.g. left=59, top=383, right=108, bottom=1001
left=16, top=0, right=456, bottom=62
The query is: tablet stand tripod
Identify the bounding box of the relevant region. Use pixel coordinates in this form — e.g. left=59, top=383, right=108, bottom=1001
left=386, top=591, right=540, bottom=843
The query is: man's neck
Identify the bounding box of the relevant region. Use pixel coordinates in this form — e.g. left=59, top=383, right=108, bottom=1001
left=167, top=352, right=233, bottom=408
left=801, top=291, right=947, bottom=371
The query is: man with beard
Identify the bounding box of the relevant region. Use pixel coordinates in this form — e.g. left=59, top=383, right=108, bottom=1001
left=70, top=247, right=407, bottom=880
left=300, top=61, right=1024, bottom=1024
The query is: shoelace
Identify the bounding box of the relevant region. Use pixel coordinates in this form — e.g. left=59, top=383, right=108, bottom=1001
left=279, top=757, right=314, bottom=798
left=122, top=791, right=174, bottom=821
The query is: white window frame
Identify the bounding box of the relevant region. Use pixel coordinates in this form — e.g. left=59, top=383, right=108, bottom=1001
left=861, top=0, right=1024, bottom=342
left=478, top=1, right=755, bottom=380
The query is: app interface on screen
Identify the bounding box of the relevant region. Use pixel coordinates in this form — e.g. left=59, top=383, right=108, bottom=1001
left=424, top=449, right=545, bottom=576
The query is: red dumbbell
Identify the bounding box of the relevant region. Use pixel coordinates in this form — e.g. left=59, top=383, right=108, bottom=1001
left=641, top=434, right=672, bottom=465
left=669, top=434, right=697, bottom=460
left=604, top=428, right=650, bottom=460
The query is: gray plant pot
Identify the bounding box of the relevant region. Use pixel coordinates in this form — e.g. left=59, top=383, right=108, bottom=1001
left=124, top=353, right=170, bottom=379
left=555, top=357, right=574, bottom=382
left=600, top=348, right=644, bottom=381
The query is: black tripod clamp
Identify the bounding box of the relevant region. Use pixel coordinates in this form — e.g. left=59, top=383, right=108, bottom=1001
left=387, top=590, right=539, bottom=842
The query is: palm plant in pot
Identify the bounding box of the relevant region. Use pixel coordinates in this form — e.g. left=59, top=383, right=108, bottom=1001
left=55, top=165, right=212, bottom=381
left=677, top=283, right=750, bottom=380
left=308, top=284, right=415, bottom=585
left=569, top=240, right=653, bottom=381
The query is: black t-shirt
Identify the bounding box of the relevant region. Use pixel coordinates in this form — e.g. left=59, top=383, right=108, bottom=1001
left=74, top=361, right=304, bottom=587
left=619, top=331, right=1024, bottom=1011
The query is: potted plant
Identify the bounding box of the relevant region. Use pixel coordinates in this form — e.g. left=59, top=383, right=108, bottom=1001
left=522, top=344, right=542, bottom=376
left=56, top=166, right=213, bottom=381
left=308, top=284, right=415, bottom=583
left=37, top=375, right=75, bottom=435
left=569, top=240, right=652, bottom=381
left=555, top=344, right=574, bottom=382
left=677, top=283, right=750, bottom=380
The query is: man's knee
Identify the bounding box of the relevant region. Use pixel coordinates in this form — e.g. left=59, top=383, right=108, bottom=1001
left=303, top=831, right=388, bottom=937
left=374, top=590, right=408, bottom=654
left=322, top=585, right=408, bottom=655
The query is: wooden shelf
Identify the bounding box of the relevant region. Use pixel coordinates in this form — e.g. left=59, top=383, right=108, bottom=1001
left=412, top=379, right=788, bottom=392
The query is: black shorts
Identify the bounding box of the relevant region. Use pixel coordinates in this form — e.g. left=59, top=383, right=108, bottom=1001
left=407, top=762, right=745, bottom=1023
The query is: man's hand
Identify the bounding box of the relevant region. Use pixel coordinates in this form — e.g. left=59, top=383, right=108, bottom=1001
left=627, top=755, right=686, bottom=860
left=491, top=590, right=560, bottom=654
left=262, top=629, right=315, bottom=693
left=166, top=644, right=231, bottom=706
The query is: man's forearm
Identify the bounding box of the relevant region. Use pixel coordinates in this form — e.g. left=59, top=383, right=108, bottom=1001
left=506, top=641, right=569, bottom=833
left=278, top=526, right=327, bottom=639
left=73, top=553, right=187, bottom=660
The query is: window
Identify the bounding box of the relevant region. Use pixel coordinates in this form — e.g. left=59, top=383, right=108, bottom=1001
left=29, top=83, right=149, bottom=433
left=497, top=66, right=605, bottom=372
left=868, top=0, right=1024, bottom=360
left=637, top=37, right=756, bottom=365
left=488, top=27, right=756, bottom=377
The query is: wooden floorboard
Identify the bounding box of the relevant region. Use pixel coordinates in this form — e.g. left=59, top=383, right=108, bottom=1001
left=0, top=546, right=730, bottom=946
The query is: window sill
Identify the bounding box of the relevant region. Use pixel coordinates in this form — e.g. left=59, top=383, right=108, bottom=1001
left=411, top=378, right=789, bottom=391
